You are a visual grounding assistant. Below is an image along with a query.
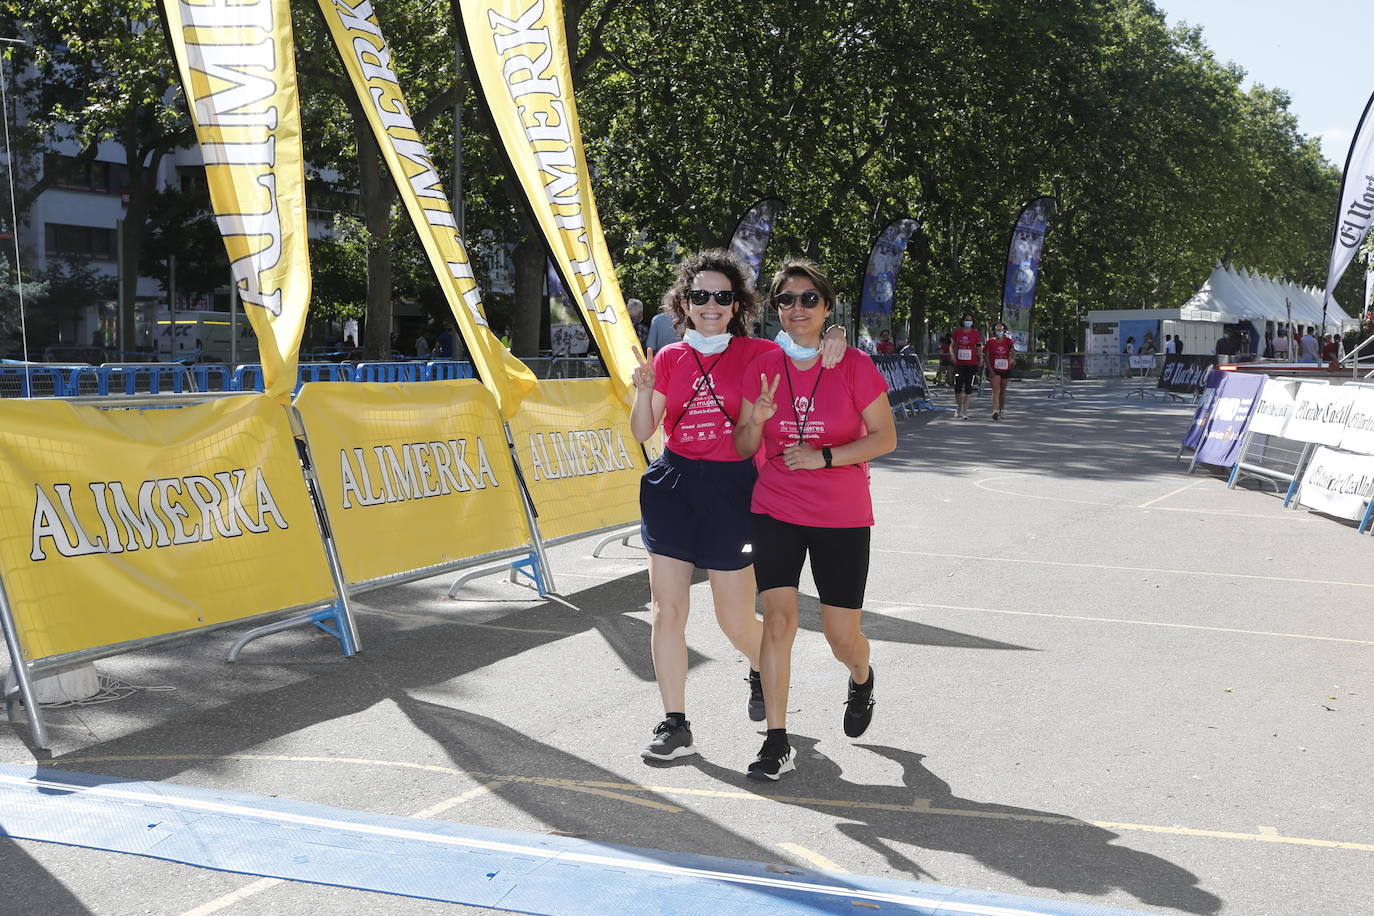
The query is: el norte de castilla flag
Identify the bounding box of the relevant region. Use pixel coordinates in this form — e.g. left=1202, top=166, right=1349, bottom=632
left=161, top=0, right=311, bottom=403
left=457, top=0, right=643, bottom=404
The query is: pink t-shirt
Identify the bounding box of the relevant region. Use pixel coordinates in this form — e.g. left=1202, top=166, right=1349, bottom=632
left=951, top=327, right=982, bottom=364
left=654, top=336, right=776, bottom=461
left=985, top=335, right=1015, bottom=369
left=743, top=347, right=889, bottom=528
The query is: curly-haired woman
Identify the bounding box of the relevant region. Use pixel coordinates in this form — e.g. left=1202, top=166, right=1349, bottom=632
left=630, top=249, right=842, bottom=762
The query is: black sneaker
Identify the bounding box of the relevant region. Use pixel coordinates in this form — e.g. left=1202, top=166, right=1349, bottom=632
left=641, top=719, right=696, bottom=761
left=746, top=669, right=766, bottom=722
left=843, top=666, right=875, bottom=738
left=747, top=735, right=795, bottom=781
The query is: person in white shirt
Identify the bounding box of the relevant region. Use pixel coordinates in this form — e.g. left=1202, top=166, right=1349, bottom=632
left=1272, top=328, right=1290, bottom=359
left=1299, top=328, right=1320, bottom=362
left=1164, top=334, right=1178, bottom=355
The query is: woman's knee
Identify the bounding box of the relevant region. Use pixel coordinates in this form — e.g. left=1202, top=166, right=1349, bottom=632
left=650, top=597, right=690, bottom=632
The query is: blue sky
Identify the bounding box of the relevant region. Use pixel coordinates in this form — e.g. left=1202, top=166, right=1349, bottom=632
left=1158, top=0, right=1370, bottom=166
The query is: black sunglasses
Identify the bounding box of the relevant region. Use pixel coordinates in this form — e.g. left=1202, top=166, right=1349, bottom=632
left=686, top=288, right=738, bottom=307
left=774, top=291, right=823, bottom=309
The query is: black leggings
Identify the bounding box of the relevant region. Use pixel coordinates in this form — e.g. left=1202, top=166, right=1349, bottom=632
left=751, top=513, right=871, bottom=609
left=954, top=365, right=978, bottom=394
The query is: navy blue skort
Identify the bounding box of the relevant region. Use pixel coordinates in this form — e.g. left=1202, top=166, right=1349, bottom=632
left=639, top=448, right=757, bottom=571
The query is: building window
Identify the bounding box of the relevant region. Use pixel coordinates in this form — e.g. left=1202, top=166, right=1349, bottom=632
left=44, top=154, right=127, bottom=194
left=46, top=223, right=116, bottom=260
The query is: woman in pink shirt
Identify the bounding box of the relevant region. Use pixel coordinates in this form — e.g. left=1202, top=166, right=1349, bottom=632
left=983, top=320, right=1016, bottom=420
left=630, top=250, right=843, bottom=764
left=733, top=259, right=897, bottom=780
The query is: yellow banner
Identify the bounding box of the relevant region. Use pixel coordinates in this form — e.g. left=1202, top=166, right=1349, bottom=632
left=318, top=0, right=536, bottom=420
left=0, top=396, right=335, bottom=661
left=161, top=0, right=310, bottom=403
left=460, top=0, right=643, bottom=404
left=293, top=381, right=531, bottom=584
left=507, top=379, right=645, bottom=540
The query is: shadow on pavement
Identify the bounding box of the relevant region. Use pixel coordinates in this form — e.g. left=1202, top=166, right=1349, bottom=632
left=691, top=735, right=1222, bottom=915
left=0, top=839, right=92, bottom=914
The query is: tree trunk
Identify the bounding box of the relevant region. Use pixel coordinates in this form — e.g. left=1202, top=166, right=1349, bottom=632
left=118, top=136, right=159, bottom=358
left=511, top=235, right=544, bottom=358
left=356, top=126, right=393, bottom=359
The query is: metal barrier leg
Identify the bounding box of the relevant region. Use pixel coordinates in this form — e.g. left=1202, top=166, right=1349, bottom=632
left=591, top=525, right=642, bottom=558
left=224, top=605, right=349, bottom=662
left=446, top=553, right=540, bottom=598
left=0, top=576, right=51, bottom=751
left=1359, top=499, right=1374, bottom=534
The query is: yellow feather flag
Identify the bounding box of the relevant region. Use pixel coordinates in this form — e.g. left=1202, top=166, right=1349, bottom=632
left=161, top=0, right=311, bottom=403
left=317, top=0, right=536, bottom=420
left=458, top=0, right=644, bottom=405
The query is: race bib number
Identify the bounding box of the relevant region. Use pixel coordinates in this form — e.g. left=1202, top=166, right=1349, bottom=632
left=993, top=358, right=1009, bottom=370
left=957, top=348, right=973, bottom=361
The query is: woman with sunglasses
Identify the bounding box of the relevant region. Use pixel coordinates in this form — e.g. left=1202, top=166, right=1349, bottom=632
left=630, top=250, right=844, bottom=762
left=984, top=320, right=1015, bottom=420
left=733, top=259, right=897, bottom=780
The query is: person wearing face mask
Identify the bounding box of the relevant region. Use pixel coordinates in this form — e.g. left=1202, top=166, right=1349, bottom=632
left=950, top=313, right=982, bottom=419
left=984, top=321, right=1016, bottom=420
left=629, top=249, right=844, bottom=763
left=733, top=259, right=897, bottom=780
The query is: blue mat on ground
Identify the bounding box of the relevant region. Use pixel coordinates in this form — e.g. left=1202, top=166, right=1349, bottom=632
left=0, top=763, right=1150, bottom=915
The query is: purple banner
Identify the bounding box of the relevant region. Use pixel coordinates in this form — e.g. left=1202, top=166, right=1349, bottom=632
left=1002, top=196, right=1054, bottom=352
left=1195, top=371, right=1265, bottom=466
left=728, top=197, right=784, bottom=286
left=1182, top=369, right=1228, bottom=451
left=859, top=218, right=918, bottom=318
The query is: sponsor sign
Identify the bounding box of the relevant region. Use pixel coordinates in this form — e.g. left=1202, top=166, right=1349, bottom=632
left=1182, top=369, right=1226, bottom=451
left=459, top=0, right=643, bottom=403
left=293, top=381, right=530, bottom=585
left=1195, top=371, right=1264, bottom=466
left=1158, top=354, right=1214, bottom=393
left=1248, top=377, right=1299, bottom=437
left=1298, top=446, right=1374, bottom=520
left=1283, top=382, right=1357, bottom=446
left=507, top=379, right=647, bottom=540
left=1338, top=386, right=1374, bottom=455
left=162, top=0, right=311, bottom=402
left=0, top=396, right=333, bottom=660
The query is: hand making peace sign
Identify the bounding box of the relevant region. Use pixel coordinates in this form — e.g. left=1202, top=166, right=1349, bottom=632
left=752, top=372, right=781, bottom=425
left=631, top=347, right=656, bottom=391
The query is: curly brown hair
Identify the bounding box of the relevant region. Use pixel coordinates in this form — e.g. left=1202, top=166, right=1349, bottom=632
left=660, top=249, right=758, bottom=337
left=766, top=258, right=837, bottom=313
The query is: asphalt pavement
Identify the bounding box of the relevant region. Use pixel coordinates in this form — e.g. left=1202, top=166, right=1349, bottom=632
left=2, top=377, right=1371, bottom=915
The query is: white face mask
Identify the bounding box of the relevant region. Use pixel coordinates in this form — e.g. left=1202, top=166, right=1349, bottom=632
left=962, top=321, right=973, bottom=328
left=995, top=330, right=1006, bottom=338
left=774, top=330, right=819, bottom=360
left=683, top=329, right=732, bottom=355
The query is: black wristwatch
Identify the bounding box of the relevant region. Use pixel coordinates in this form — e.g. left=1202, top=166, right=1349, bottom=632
left=822, top=447, right=833, bottom=469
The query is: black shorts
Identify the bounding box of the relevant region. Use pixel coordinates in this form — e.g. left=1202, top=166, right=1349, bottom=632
left=988, top=367, right=1012, bottom=378
left=751, top=513, right=871, bottom=609
left=953, top=364, right=978, bottom=393
left=640, top=448, right=756, bottom=571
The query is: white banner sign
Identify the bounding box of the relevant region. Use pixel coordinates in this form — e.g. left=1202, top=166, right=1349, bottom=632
left=1325, top=90, right=1374, bottom=311
left=1298, top=446, right=1374, bottom=520
left=1339, top=386, right=1374, bottom=454
left=1248, top=377, right=1299, bottom=437
left=1283, top=382, right=1356, bottom=445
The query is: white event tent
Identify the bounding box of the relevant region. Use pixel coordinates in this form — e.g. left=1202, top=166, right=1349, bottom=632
left=1176, top=262, right=1355, bottom=332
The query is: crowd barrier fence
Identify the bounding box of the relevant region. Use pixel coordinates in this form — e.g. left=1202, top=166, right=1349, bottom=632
left=1186, top=374, right=1374, bottom=531
left=0, top=392, right=357, bottom=750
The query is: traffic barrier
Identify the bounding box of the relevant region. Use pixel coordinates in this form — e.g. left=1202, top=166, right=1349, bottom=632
left=450, top=378, right=646, bottom=595
left=873, top=354, right=929, bottom=416
left=423, top=360, right=475, bottom=381
left=354, top=361, right=426, bottom=383
left=0, top=393, right=353, bottom=750
left=0, top=365, right=68, bottom=398
left=234, top=362, right=355, bottom=393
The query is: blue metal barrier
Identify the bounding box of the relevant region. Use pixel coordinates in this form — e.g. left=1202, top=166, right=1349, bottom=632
left=423, top=360, right=475, bottom=380
left=190, top=364, right=235, bottom=392
left=232, top=364, right=265, bottom=392
left=354, top=361, right=425, bottom=383
left=97, top=363, right=197, bottom=395
left=0, top=365, right=68, bottom=397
